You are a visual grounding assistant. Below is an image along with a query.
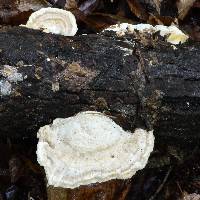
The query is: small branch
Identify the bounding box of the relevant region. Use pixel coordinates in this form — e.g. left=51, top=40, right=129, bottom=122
left=149, top=166, right=172, bottom=200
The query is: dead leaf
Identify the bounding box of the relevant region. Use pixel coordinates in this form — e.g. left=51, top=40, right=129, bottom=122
left=193, top=1, right=200, bottom=8
left=65, top=0, right=77, bottom=10
left=180, top=192, right=200, bottom=200
left=148, top=14, right=175, bottom=25
left=153, top=0, right=161, bottom=14
left=17, top=0, right=50, bottom=12
left=9, top=156, right=25, bottom=183
left=79, top=0, right=99, bottom=15
left=177, top=0, right=196, bottom=20
left=0, top=0, right=50, bottom=25
left=73, top=8, right=133, bottom=32
left=126, top=0, right=149, bottom=21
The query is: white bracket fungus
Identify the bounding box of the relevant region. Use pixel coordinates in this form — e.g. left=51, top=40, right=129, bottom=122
left=37, top=111, right=154, bottom=189
left=105, top=23, right=189, bottom=45
left=24, top=7, right=78, bottom=36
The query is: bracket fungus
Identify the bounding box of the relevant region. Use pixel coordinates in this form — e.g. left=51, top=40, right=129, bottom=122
left=37, top=111, right=154, bottom=189
left=25, top=7, right=78, bottom=36
left=105, top=23, right=189, bottom=45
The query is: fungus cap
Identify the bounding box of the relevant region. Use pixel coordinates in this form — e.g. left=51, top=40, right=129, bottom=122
left=25, top=7, right=78, bottom=36
left=37, top=111, right=154, bottom=189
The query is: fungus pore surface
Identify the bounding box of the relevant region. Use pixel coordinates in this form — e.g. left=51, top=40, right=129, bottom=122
left=37, top=111, right=154, bottom=189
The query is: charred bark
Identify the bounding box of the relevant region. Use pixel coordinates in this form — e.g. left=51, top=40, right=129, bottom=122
left=0, top=26, right=200, bottom=145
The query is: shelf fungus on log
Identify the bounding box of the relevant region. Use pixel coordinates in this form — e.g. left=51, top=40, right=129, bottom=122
left=37, top=111, right=154, bottom=199
left=24, top=7, right=78, bottom=36
left=105, top=23, right=189, bottom=45
left=1, top=25, right=200, bottom=143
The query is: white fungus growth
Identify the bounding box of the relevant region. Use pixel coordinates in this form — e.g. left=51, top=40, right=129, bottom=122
left=0, top=65, right=23, bottom=83
left=52, top=82, right=60, bottom=92
left=105, top=23, right=189, bottom=45
left=0, top=65, right=24, bottom=96
left=0, top=80, right=12, bottom=96
left=37, top=111, right=154, bottom=189
left=119, top=47, right=133, bottom=56
left=25, top=7, right=78, bottom=36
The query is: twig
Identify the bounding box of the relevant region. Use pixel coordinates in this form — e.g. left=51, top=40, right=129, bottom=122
left=149, top=166, right=172, bottom=200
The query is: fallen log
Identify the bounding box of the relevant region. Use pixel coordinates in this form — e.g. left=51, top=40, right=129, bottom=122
left=0, top=26, right=200, bottom=145
left=47, top=179, right=132, bottom=200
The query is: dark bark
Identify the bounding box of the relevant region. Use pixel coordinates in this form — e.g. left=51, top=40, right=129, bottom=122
left=0, top=26, right=200, bottom=145
left=47, top=179, right=131, bottom=200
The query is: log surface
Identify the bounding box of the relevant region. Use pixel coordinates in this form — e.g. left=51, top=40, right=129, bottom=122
left=0, top=26, right=200, bottom=143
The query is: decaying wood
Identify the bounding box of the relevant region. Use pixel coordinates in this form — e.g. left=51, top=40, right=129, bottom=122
left=0, top=26, right=200, bottom=145
left=47, top=179, right=131, bottom=200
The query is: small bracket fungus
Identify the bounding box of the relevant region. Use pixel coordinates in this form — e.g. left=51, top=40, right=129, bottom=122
left=105, top=23, right=189, bottom=45
left=25, top=7, right=78, bottom=36
left=37, top=111, right=154, bottom=189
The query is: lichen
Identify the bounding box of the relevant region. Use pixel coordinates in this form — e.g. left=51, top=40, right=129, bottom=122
left=52, top=82, right=60, bottom=92
left=0, top=80, right=12, bottom=96
left=0, top=65, right=24, bottom=96
left=0, top=65, right=23, bottom=83
left=119, top=47, right=133, bottom=56
left=57, top=62, right=98, bottom=92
